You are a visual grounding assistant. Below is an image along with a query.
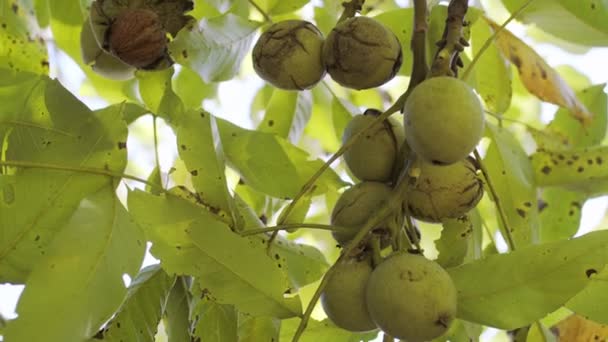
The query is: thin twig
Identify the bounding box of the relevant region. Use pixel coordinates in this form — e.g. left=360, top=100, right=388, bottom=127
left=248, top=0, right=273, bottom=23
left=461, top=0, right=537, bottom=81
left=239, top=223, right=347, bottom=236
left=405, top=0, right=429, bottom=95
left=473, top=149, right=516, bottom=250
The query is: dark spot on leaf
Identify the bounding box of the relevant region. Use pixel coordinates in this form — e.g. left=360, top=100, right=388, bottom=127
left=41, top=60, right=49, bottom=68
left=190, top=170, right=198, bottom=176
left=182, top=49, right=188, bottom=58
left=1, top=23, right=6, bottom=29
left=12, top=3, right=18, bottom=13
left=588, top=159, right=594, bottom=165
left=567, top=160, right=574, bottom=165
left=586, top=269, right=598, bottom=278
left=558, top=154, right=565, bottom=160
left=200, top=111, right=205, bottom=118
left=573, top=155, right=580, bottom=161
left=34, top=235, right=40, bottom=241
left=596, top=157, right=603, bottom=165
left=259, top=214, right=267, bottom=224
left=117, top=141, right=127, bottom=149
left=524, top=202, right=532, bottom=207
left=541, top=165, right=551, bottom=174
left=116, top=323, right=121, bottom=328
left=268, top=120, right=274, bottom=127
left=578, top=166, right=585, bottom=173
left=238, top=178, right=245, bottom=185
left=274, top=254, right=280, bottom=260
left=511, top=54, right=522, bottom=68
left=572, top=201, right=581, bottom=208
left=516, top=208, right=526, bottom=218
left=591, top=2, right=596, bottom=9
left=176, top=245, right=182, bottom=250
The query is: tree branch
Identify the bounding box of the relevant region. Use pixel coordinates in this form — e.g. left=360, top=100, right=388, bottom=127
left=430, top=0, right=469, bottom=77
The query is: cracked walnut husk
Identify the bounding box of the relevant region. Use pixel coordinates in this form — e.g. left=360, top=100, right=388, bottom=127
left=252, top=20, right=326, bottom=90
left=323, top=16, right=402, bottom=90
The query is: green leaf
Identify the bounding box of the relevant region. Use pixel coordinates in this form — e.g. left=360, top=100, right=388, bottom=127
left=191, top=288, right=238, bottom=342
left=94, top=265, right=175, bottom=342
left=501, top=0, right=608, bottom=46
left=136, top=68, right=186, bottom=122
left=448, top=230, right=608, bottom=329
left=268, top=0, right=309, bottom=15
left=163, top=277, right=192, bottom=342
left=0, top=76, right=128, bottom=283
left=566, top=266, right=608, bottom=324
left=484, top=123, right=538, bottom=247
left=546, top=84, right=608, bottom=147
left=538, top=187, right=584, bottom=242
left=176, top=109, right=236, bottom=222
left=530, top=145, right=608, bottom=196
left=469, top=16, right=512, bottom=114
left=5, top=185, right=146, bottom=341
left=258, top=89, right=312, bottom=144
left=238, top=314, right=280, bottom=342
left=170, top=13, right=261, bottom=82
left=173, top=67, right=218, bottom=110
left=0, top=1, right=49, bottom=74
left=436, top=211, right=483, bottom=268
left=128, top=190, right=302, bottom=318
left=217, top=117, right=347, bottom=198
left=331, top=95, right=356, bottom=145
left=234, top=195, right=329, bottom=289
left=279, top=318, right=378, bottom=342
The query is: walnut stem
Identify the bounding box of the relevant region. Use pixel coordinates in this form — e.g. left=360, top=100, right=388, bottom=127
left=337, top=0, right=365, bottom=23
left=248, top=0, right=273, bottom=23
left=429, top=0, right=469, bottom=77
left=407, top=0, right=429, bottom=92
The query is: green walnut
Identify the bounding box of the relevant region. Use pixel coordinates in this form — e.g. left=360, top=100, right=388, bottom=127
left=365, top=253, right=457, bottom=342
left=331, top=182, right=392, bottom=246
left=321, top=257, right=377, bottom=332
left=343, top=110, right=406, bottom=182
left=405, top=158, right=483, bottom=223
left=323, top=16, right=402, bottom=90
left=80, top=18, right=135, bottom=80
left=252, top=20, right=326, bottom=90
left=403, top=76, right=484, bottom=165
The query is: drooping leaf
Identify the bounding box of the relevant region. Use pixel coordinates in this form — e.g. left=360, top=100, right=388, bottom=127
left=163, top=276, right=192, bottom=342
left=0, top=1, right=49, bottom=74
left=501, top=0, right=608, bottom=46
left=530, top=145, right=608, bottom=196
left=0, top=76, right=128, bottom=283
left=172, top=67, right=218, bottom=110
left=128, top=190, right=302, bottom=318
left=258, top=89, right=313, bottom=144
left=279, top=318, right=378, bottom=342
left=331, top=95, right=356, bottom=145
left=176, top=109, right=236, bottom=223
left=484, top=123, right=538, bottom=247
left=93, top=265, right=176, bottom=342
left=469, top=16, right=512, bottom=114
left=5, top=185, right=146, bottom=341
left=448, top=230, right=608, bottom=329
left=486, top=18, right=592, bottom=124
left=216, top=117, right=347, bottom=198
left=170, top=13, right=261, bottom=82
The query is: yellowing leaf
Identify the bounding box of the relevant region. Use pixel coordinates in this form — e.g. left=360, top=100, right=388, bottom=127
left=486, top=18, right=592, bottom=124
left=552, top=314, right=608, bottom=341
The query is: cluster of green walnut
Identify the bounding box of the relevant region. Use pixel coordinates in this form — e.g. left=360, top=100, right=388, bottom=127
left=80, top=0, right=194, bottom=80
left=320, top=77, right=484, bottom=340
left=252, top=16, right=402, bottom=90
left=253, top=12, right=486, bottom=341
